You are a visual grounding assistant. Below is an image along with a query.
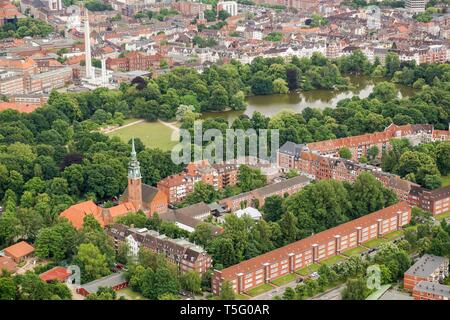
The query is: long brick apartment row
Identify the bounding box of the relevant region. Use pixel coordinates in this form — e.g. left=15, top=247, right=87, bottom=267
left=212, top=201, right=411, bottom=295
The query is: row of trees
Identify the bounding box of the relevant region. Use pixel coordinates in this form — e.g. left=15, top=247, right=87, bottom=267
left=382, top=139, right=450, bottom=189
left=188, top=172, right=397, bottom=269
left=0, top=17, right=53, bottom=39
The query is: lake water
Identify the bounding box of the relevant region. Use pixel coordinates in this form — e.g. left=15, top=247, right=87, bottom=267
left=202, top=76, right=414, bottom=122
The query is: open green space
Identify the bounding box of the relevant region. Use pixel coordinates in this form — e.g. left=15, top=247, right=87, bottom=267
left=436, top=211, right=450, bottom=221
left=441, top=174, right=450, bottom=187
left=244, top=283, right=274, bottom=297
left=235, top=293, right=250, bottom=300
left=295, top=263, right=320, bottom=276
left=341, top=246, right=367, bottom=257
left=319, top=254, right=347, bottom=266
left=270, top=273, right=297, bottom=286
left=362, top=237, right=387, bottom=249
left=107, top=120, right=178, bottom=151
left=116, top=287, right=147, bottom=300
left=383, top=229, right=404, bottom=240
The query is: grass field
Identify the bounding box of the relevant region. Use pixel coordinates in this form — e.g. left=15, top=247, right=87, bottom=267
left=235, top=293, right=250, bottom=300
left=436, top=211, right=450, bottom=221
left=296, top=263, right=320, bottom=276
left=341, top=246, right=367, bottom=257
left=363, top=237, right=387, bottom=249
left=320, top=254, right=347, bottom=266
left=383, top=229, right=404, bottom=240
left=441, top=175, right=450, bottom=187
left=116, top=287, right=146, bottom=300
left=271, top=273, right=297, bottom=286
left=245, top=283, right=274, bottom=297
left=107, top=120, right=178, bottom=151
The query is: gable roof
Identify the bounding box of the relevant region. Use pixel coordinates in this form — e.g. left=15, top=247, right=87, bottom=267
left=60, top=200, right=102, bottom=229
left=0, top=256, right=17, bottom=274
left=39, top=266, right=71, bottom=282
left=3, top=241, right=34, bottom=260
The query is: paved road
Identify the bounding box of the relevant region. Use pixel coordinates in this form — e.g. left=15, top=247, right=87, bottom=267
left=310, top=284, right=345, bottom=300
left=102, top=119, right=145, bottom=133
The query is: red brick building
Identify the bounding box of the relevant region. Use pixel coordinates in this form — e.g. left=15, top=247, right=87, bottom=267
left=106, top=51, right=172, bottom=72
left=408, top=185, right=450, bottom=216
left=212, top=202, right=411, bottom=295
left=158, top=160, right=238, bottom=204
left=403, top=254, right=449, bottom=291
left=412, top=281, right=450, bottom=300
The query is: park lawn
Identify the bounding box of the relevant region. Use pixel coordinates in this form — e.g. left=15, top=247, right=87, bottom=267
left=271, top=273, right=297, bottom=286
left=441, top=175, right=450, bottom=187
left=363, top=237, right=387, bottom=249
left=116, top=287, right=146, bottom=300
left=107, top=121, right=178, bottom=151
left=122, top=118, right=140, bottom=125
left=244, top=283, right=274, bottom=297
left=436, top=211, right=450, bottom=221
left=320, top=254, right=347, bottom=266
left=341, top=246, right=367, bottom=257
left=295, top=263, right=320, bottom=276
left=383, top=229, right=404, bottom=240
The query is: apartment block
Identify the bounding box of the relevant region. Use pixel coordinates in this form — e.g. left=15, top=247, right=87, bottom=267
left=106, top=224, right=212, bottom=274
left=404, top=254, right=449, bottom=291
left=408, top=185, right=450, bottom=216
left=413, top=281, right=450, bottom=300
left=212, top=201, right=411, bottom=295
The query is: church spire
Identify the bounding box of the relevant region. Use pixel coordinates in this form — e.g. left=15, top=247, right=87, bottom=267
left=128, top=138, right=141, bottom=180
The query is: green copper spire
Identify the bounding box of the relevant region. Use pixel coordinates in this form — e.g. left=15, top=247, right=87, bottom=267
left=128, top=138, right=141, bottom=179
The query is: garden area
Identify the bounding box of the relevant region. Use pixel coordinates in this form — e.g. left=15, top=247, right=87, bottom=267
left=362, top=237, right=387, bottom=249
left=271, top=273, right=297, bottom=286
left=341, top=246, right=367, bottom=257
left=244, top=283, right=274, bottom=297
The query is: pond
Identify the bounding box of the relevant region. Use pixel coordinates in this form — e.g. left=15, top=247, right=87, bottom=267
left=202, top=76, right=414, bottom=122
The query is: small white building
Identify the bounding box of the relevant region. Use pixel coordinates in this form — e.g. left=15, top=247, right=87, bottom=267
left=235, top=207, right=262, bottom=220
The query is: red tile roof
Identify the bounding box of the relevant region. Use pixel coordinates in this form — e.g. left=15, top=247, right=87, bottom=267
left=0, top=256, right=17, bottom=274
left=39, top=267, right=71, bottom=282
left=3, top=241, right=34, bottom=260
left=0, top=102, right=40, bottom=113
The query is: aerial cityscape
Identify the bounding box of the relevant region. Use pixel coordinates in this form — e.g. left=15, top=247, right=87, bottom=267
left=0, top=0, right=449, bottom=307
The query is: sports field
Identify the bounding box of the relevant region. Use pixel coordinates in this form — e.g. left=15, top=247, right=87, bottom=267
left=107, top=120, right=179, bottom=151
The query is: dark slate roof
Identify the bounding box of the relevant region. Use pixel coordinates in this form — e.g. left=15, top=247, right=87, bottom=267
left=175, top=202, right=211, bottom=219
left=405, top=254, right=449, bottom=278
left=278, top=141, right=306, bottom=157
left=253, top=175, right=310, bottom=197
left=414, top=281, right=450, bottom=297
left=80, top=272, right=127, bottom=294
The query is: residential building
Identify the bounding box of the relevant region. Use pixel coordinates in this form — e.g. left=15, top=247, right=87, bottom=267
left=0, top=255, right=17, bottom=274
left=405, top=0, right=428, bottom=13
left=217, top=1, right=238, bottom=17
left=218, top=175, right=311, bottom=211
left=412, top=281, right=450, bottom=300
left=106, top=224, right=212, bottom=274
left=212, top=202, right=411, bottom=295
left=0, top=70, right=25, bottom=95
left=404, top=254, right=449, bottom=291
left=408, top=185, right=450, bottom=216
